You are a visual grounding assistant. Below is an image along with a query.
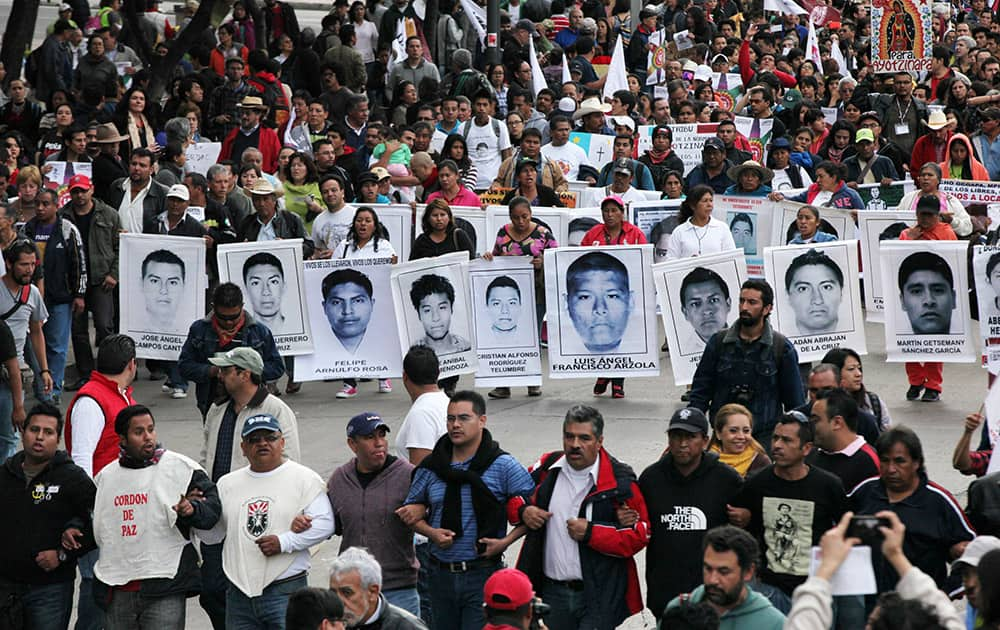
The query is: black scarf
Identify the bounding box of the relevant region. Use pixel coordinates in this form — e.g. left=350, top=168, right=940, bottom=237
left=418, top=428, right=505, bottom=539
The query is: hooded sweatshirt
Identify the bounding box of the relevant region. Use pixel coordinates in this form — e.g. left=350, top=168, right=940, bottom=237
left=664, top=584, right=785, bottom=630
left=939, top=132, right=991, bottom=181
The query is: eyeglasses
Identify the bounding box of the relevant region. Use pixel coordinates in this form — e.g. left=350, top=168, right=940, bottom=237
left=245, top=432, right=281, bottom=444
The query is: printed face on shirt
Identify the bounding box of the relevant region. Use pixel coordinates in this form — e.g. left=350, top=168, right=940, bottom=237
left=245, top=263, right=286, bottom=319
left=565, top=268, right=634, bottom=353
left=900, top=269, right=955, bottom=334
left=324, top=281, right=374, bottom=349
left=142, top=260, right=185, bottom=327
left=682, top=279, right=730, bottom=343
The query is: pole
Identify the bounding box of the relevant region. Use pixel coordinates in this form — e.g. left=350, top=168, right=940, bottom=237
left=486, top=0, right=499, bottom=66
left=631, top=0, right=642, bottom=37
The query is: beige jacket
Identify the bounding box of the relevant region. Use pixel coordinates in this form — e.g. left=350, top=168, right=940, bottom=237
left=200, top=386, right=301, bottom=476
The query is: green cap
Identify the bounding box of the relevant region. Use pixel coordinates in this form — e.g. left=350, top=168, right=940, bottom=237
left=208, top=347, right=264, bottom=376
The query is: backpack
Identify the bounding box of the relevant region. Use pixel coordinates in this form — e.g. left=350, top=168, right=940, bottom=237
left=450, top=69, right=494, bottom=102
left=24, top=44, right=44, bottom=87
left=461, top=117, right=501, bottom=144
left=247, top=73, right=290, bottom=130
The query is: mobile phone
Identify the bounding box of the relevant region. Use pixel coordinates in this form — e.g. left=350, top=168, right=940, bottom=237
left=846, top=515, right=890, bottom=546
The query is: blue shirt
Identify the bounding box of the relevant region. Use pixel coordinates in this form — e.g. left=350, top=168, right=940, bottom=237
left=405, top=453, right=534, bottom=562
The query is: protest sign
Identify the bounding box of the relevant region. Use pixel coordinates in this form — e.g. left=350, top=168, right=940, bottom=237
left=185, top=142, right=222, bottom=176
left=871, top=0, right=933, bottom=72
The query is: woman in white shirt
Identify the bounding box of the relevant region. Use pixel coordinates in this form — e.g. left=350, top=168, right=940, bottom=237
left=336, top=206, right=398, bottom=398
left=665, top=185, right=737, bottom=259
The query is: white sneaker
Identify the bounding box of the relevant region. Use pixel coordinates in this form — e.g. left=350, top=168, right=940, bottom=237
left=171, top=387, right=188, bottom=399
left=161, top=383, right=172, bottom=393
left=336, top=384, right=358, bottom=399
left=378, top=379, right=392, bottom=393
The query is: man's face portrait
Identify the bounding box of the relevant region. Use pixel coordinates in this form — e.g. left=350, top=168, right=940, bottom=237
left=417, top=292, right=454, bottom=341
left=142, top=256, right=184, bottom=327
left=787, top=263, right=843, bottom=334
left=653, top=232, right=672, bottom=263
left=682, top=279, right=730, bottom=342
left=324, top=281, right=374, bottom=347
left=566, top=268, right=634, bottom=353
left=731, top=217, right=755, bottom=253
left=487, top=285, right=521, bottom=334
left=988, top=260, right=1000, bottom=299
left=901, top=269, right=955, bottom=334
left=245, top=263, right=285, bottom=319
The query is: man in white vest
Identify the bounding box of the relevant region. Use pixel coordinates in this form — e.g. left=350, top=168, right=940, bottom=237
left=201, top=413, right=335, bottom=628
left=92, top=404, right=222, bottom=628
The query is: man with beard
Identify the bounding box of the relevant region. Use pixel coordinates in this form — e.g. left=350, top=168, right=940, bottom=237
left=664, top=525, right=785, bottom=628
left=690, top=280, right=804, bottom=447
left=328, top=547, right=426, bottom=628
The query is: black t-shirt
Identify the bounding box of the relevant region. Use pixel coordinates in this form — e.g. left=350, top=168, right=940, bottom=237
left=0, top=320, right=16, bottom=364
left=734, top=465, right=848, bottom=595
left=356, top=455, right=397, bottom=489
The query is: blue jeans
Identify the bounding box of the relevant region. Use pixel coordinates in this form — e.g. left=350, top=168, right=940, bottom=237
left=23, top=580, right=74, bottom=630
left=0, top=382, right=18, bottom=461
left=541, top=579, right=594, bottom=630
left=427, top=559, right=500, bottom=630
left=415, top=543, right=434, bottom=627
left=226, top=573, right=307, bottom=630
left=75, top=550, right=104, bottom=630
left=42, top=302, right=72, bottom=402
left=166, top=361, right=187, bottom=392
left=383, top=586, right=420, bottom=618
left=200, top=542, right=227, bottom=630
left=105, top=591, right=186, bottom=629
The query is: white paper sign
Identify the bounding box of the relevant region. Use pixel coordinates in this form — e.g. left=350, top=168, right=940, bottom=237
left=185, top=142, right=222, bottom=176
left=808, top=546, right=878, bottom=596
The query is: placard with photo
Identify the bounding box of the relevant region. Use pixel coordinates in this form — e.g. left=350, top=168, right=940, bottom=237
left=712, top=195, right=774, bottom=276
left=857, top=210, right=915, bottom=322
left=375, top=205, right=414, bottom=263
left=630, top=199, right=684, bottom=263
left=486, top=206, right=569, bottom=250
left=770, top=202, right=853, bottom=246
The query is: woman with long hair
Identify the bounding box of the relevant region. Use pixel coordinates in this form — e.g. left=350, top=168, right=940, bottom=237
left=666, top=185, right=735, bottom=258
left=770, top=160, right=865, bottom=210
left=351, top=1, right=379, bottom=71
left=282, top=152, right=322, bottom=226
left=37, top=103, right=76, bottom=162
left=500, top=159, right=563, bottom=207
left=817, top=120, right=856, bottom=164
left=708, top=403, right=771, bottom=478
left=114, top=87, right=158, bottom=155
left=822, top=347, right=891, bottom=431
left=389, top=81, right=419, bottom=129
left=227, top=0, right=256, bottom=50
left=1, top=133, right=28, bottom=183
left=940, top=133, right=989, bottom=181
left=439, top=135, right=478, bottom=190
left=425, top=160, right=481, bottom=207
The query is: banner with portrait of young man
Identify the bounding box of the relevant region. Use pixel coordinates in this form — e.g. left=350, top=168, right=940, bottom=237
left=653, top=249, right=747, bottom=385
left=972, top=245, right=1000, bottom=373
left=712, top=195, right=775, bottom=277
left=880, top=240, right=975, bottom=363
left=216, top=240, right=313, bottom=355
left=469, top=257, right=542, bottom=387
left=764, top=240, right=866, bottom=362
left=630, top=199, right=684, bottom=264
left=120, top=233, right=206, bottom=360
left=544, top=245, right=659, bottom=378
left=857, top=210, right=915, bottom=321
left=295, top=257, right=401, bottom=381
left=390, top=252, right=477, bottom=378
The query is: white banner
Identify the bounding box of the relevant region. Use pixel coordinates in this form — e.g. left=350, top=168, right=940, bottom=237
left=295, top=258, right=402, bottom=380
left=120, top=233, right=206, bottom=360
left=486, top=206, right=570, bottom=251
left=630, top=199, right=684, bottom=263
left=636, top=123, right=718, bottom=175
left=216, top=240, right=313, bottom=356
left=185, top=142, right=222, bottom=176
left=470, top=257, right=542, bottom=387
left=712, top=195, right=776, bottom=277
left=973, top=245, right=1000, bottom=373
left=764, top=240, right=867, bottom=362
left=939, top=179, right=1000, bottom=207
left=377, top=204, right=415, bottom=263
left=544, top=245, right=659, bottom=378
left=857, top=210, right=915, bottom=321
left=391, top=252, right=478, bottom=378
left=880, top=240, right=976, bottom=363
left=653, top=250, right=747, bottom=385
left=453, top=205, right=489, bottom=253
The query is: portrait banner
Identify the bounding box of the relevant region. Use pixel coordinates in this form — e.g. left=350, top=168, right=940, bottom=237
left=880, top=240, right=975, bottom=363
left=771, top=202, right=853, bottom=247
left=712, top=195, right=776, bottom=276
left=469, top=257, right=542, bottom=387
left=120, top=233, right=206, bottom=360
left=391, top=252, right=478, bottom=378
left=939, top=179, right=1000, bottom=208
left=857, top=210, right=915, bottom=321
left=486, top=206, right=569, bottom=251
left=631, top=199, right=684, bottom=264
left=377, top=205, right=415, bottom=263
left=764, top=240, right=867, bottom=362
left=857, top=181, right=914, bottom=210
left=637, top=123, right=719, bottom=174
left=544, top=245, right=660, bottom=378
left=216, top=240, right=313, bottom=356
left=653, top=250, right=747, bottom=385
left=184, top=142, right=222, bottom=176
left=453, top=206, right=488, bottom=253
left=566, top=210, right=605, bottom=247
left=870, top=0, right=933, bottom=73
left=295, top=258, right=402, bottom=381
left=973, top=245, right=1000, bottom=373
left=44, top=161, right=92, bottom=207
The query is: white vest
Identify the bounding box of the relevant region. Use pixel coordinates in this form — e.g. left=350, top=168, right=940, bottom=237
left=218, top=461, right=326, bottom=597
left=93, top=451, right=202, bottom=585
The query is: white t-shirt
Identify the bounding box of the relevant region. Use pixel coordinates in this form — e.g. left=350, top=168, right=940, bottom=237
left=395, top=390, right=449, bottom=461
left=462, top=118, right=511, bottom=190
left=542, top=142, right=590, bottom=181
left=0, top=283, right=48, bottom=367
left=666, top=218, right=737, bottom=259
left=337, top=237, right=398, bottom=261
left=311, top=205, right=356, bottom=252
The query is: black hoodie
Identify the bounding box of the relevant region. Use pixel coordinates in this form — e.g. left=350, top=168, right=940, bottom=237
left=638, top=450, right=743, bottom=618
left=0, top=450, right=96, bottom=585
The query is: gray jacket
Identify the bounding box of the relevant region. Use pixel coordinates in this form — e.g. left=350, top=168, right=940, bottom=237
left=59, top=198, right=122, bottom=285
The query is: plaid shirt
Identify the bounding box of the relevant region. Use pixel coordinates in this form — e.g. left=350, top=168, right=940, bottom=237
left=206, top=80, right=260, bottom=140
left=968, top=449, right=993, bottom=477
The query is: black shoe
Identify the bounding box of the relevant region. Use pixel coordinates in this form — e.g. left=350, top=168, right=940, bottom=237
left=680, top=391, right=691, bottom=402
left=906, top=385, right=923, bottom=401
left=148, top=370, right=166, bottom=381
left=921, top=388, right=941, bottom=402
left=64, top=378, right=88, bottom=392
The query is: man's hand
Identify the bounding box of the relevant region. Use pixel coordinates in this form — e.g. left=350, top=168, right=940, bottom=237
left=965, top=413, right=984, bottom=434
left=313, top=248, right=334, bottom=260
left=102, top=275, right=117, bottom=291
left=35, top=550, right=61, bottom=571
left=172, top=488, right=204, bottom=518
left=521, top=506, right=552, bottom=530
left=255, top=535, right=282, bottom=556
left=566, top=518, right=588, bottom=541
left=904, top=226, right=922, bottom=240
left=727, top=504, right=750, bottom=528
left=290, top=514, right=313, bottom=533
left=616, top=504, right=639, bottom=528
left=204, top=235, right=215, bottom=249
left=745, top=22, right=759, bottom=40
left=428, top=528, right=456, bottom=549
left=40, top=371, right=53, bottom=394
left=880, top=177, right=894, bottom=187
left=72, top=297, right=85, bottom=315
left=62, top=527, right=84, bottom=550
left=531, top=256, right=542, bottom=269
left=11, top=403, right=25, bottom=432
left=477, top=537, right=509, bottom=557
left=815, top=512, right=860, bottom=581
left=395, top=504, right=427, bottom=526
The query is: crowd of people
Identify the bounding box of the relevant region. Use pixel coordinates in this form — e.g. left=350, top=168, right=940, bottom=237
left=4, top=0, right=1000, bottom=628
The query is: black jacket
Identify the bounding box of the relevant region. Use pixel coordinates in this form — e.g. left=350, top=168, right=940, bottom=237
left=21, top=216, right=86, bottom=305
left=142, top=212, right=208, bottom=239
left=638, top=451, right=743, bottom=617
left=237, top=210, right=315, bottom=259
left=106, top=177, right=169, bottom=228
left=90, top=152, right=128, bottom=203
left=0, top=451, right=96, bottom=586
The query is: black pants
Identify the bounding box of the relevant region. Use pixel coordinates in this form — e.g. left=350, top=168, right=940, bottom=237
left=70, top=285, right=116, bottom=377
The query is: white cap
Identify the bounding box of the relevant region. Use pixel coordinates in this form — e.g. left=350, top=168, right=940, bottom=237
left=609, top=115, right=635, bottom=131
left=954, top=536, right=1000, bottom=568
left=166, top=184, right=190, bottom=201
left=557, top=97, right=577, bottom=113
left=59, top=3, right=72, bottom=11
left=694, top=64, right=712, bottom=83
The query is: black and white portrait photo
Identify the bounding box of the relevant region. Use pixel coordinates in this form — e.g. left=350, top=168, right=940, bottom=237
left=857, top=211, right=915, bottom=322
left=545, top=245, right=659, bottom=378
left=120, top=233, right=206, bottom=360
left=713, top=195, right=773, bottom=277
left=973, top=246, right=1000, bottom=356
left=653, top=250, right=746, bottom=385
left=630, top=200, right=683, bottom=263
left=880, top=240, right=975, bottom=363
left=728, top=211, right=757, bottom=255
left=391, top=252, right=478, bottom=378
left=296, top=258, right=402, bottom=380
left=216, top=240, right=312, bottom=355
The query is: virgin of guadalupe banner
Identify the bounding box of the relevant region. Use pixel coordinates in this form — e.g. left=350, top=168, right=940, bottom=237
left=711, top=195, right=776, bottom=277
left=870, top=0, right=933, bottom=73
left=469, top=257, right=542, bottom=387
left=375, top=205, right=415, bottom=263
left=734, top=116, right=772, bottom=164
left=294, top=258, right=402, bottom=381
left=544, top=245, right=659, bottom=378
left=711, top=73, right=743, bottom=111
left=857, top=210, right=915, bottom=321
left=390, top=252, right=478, bottom=378
left=972, top=245, right=1000, bottom=373
left=120, top=233, right=206, bottom=360
left=880, top=240, right=975, bottom=363
left=653, top=250, right=747, bottom=385
left=216, top=240, right=313, bottom=355
left=763, top=240, right=867, bottom=362
left=771, top=202, right=853, bottom=246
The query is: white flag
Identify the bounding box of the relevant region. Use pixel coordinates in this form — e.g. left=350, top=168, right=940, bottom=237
left=458, top=0, right=487, bottom=45
left=391, top=19, right=407, bottom=63
left=529, top=34, right=547, bottom=97
left=830, top=35, right=850, bottom=77
left=603, top=36, right=628, bottom=102
left=562, top=53, right=571, bottom=84
left=805, top=18, right=822, bottom=71
left=764, top=0, right=807, bottom=15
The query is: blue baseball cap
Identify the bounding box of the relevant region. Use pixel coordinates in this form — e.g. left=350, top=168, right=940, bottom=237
left=770, top=136, right=792, bottom=150
left=347, top=412, right=390, bottom=438
left=241, top=413, right=282, bottom=438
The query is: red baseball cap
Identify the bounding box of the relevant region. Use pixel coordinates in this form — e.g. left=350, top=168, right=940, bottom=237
left=483, top=569, right=534, bottom=611
left=68, top=174, right=92, bottom=191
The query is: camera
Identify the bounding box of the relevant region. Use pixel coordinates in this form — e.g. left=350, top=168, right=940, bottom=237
left=846, top=515, right=890, bottom=547
left=529, top=597, right=550, bottom=630
left=729, top=384, right=755, bottom=406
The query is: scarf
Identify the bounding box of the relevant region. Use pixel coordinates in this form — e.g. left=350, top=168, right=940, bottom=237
left=119, top=442, right=166, bottom=468
left=709, top=443, right=757, bottom=477
left=418, top=428, right=506, bottom=540
left=212, top=311, right=246, bottom=348
left=126, top=114, right=156, bottom=152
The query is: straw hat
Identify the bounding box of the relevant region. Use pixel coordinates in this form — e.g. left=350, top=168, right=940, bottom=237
left=237, top=96, right=269, bottom=111
left=91, top=123, right=128, bottom=144
left=923, top=110, right=949, bottom=129
left=727, top=160, right=774, bottom=184
left=572, top=97, right=612, bottom=120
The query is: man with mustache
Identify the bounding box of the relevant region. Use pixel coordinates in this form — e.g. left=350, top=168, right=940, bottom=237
left=328, top=547, right=426, bottom=628
left=664, top=526, right=785, bottom=628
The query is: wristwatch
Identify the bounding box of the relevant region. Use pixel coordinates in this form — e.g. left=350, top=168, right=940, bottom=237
left=57, top=550, right=66, bottom=563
